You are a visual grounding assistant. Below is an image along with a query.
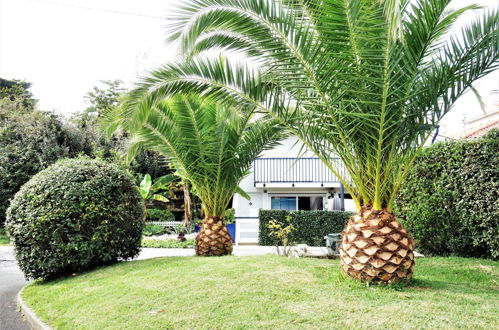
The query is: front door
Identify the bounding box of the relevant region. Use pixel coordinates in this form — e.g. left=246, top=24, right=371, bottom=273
left=237, top=193, right=262, bottom=217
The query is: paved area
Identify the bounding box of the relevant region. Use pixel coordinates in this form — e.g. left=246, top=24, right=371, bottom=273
left=136, top=245, right=331, bottom=260
left=0, top=246, right=29, bottom=330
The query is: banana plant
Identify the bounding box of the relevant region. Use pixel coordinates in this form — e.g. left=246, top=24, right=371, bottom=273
left=139, top=173, right=176, bottom=222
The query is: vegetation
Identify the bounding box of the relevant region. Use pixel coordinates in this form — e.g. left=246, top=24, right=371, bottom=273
left=141, top=238, right=195, bottom=248
left=0, top=227, right=10, bottom=245
left=126, top=0, right=499, bottom=282
left=0, top=78, right=173, bottom=225
left=146, top=209, right=176, bottom=223
left=139, top=173, right=176, bottom=221
left=142, top=223, right=168, bottom=237
left=104, top=94, right=285, bottom=256
left=396, top=132, right=499, bottom=259
left=5, top=158, right=144, bottom=280
left=22, top=256, right=499, bottom=329
left=267, top=219, right=296, bottom=256
left=259, top=210, right=352, bottom=246
left=0, top=83, right=85, bottom=224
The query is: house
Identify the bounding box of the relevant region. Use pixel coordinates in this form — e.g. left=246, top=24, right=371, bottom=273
left=232, top=136, right=356, bottom=245
left=461, top=110, right=499, bottom=139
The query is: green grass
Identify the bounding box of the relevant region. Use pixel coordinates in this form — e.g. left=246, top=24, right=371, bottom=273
left=141, top=238, right=195, bottom=248
left=23, top=256, right=498, bottom=329
left=0, top=227, right=10, bottom=245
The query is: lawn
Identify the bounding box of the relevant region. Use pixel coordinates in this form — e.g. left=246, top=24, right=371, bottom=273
left=22, top=256, right=498, bottom=329
left=0, top=227, right=10, bottom=245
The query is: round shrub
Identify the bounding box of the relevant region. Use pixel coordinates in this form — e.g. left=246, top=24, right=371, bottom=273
left=395, top=134, right=498, bottom=259
left=5, top=158, right=144, bottom=279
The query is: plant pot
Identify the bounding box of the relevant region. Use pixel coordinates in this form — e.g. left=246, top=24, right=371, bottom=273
left=226, top=223, right=235, bottom=243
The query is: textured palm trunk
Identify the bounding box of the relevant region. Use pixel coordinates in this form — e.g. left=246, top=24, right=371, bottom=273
left=339, top=206, right=415, bottom=283
left=195, top=216, right=233, bottom=256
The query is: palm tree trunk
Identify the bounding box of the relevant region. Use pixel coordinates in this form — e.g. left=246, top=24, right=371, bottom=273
left=339, top=206, right=415, bottom=283
left=183, top=181, right=192, bottom=227
left=195, top=216, right=233, bottom=256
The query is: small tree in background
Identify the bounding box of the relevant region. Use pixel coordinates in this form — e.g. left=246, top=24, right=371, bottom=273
left=139, top=173, right=176, bottom=222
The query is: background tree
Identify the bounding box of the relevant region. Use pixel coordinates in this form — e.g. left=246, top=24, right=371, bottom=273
left=126, top=0, right=499, bottom=282
left=0, top=78, right=37, bottom=111
left=104, top=94, right=285, bottom=256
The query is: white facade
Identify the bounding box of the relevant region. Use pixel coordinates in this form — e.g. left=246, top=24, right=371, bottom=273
left=232, top=136, right=356, bottom=244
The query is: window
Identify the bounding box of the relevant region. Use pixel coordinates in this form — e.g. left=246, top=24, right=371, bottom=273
left=271, top=197, right=296, bottom=211
left=298, top=196, right=323, bottom=211
left=271, top=195, right=324, bottom=211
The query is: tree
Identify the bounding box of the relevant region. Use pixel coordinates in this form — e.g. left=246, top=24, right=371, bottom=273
left=0, top=78, right=36, bottom=112
left=0, top=109, right=83, bottom=224
left=124, top=0, right=499, bottom=282
left=104, top=95, right=285, bottom=255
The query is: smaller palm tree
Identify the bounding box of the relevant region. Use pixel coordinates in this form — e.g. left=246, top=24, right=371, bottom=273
left=104, top=95, right=285, bottom=255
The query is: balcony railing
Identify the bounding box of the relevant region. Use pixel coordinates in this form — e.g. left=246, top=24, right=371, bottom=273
left=254, top=158, right=347, bottom=184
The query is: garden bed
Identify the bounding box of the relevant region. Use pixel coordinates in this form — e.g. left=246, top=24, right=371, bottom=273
left=141, top=233, right=196, bottom=248
left=22, top=256, right=498, bottom=329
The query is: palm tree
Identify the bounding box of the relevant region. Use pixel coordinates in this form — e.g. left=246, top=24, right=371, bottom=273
left=104, top=95, right=285, bottom=256
left=120, top=0, right=499, bottom=282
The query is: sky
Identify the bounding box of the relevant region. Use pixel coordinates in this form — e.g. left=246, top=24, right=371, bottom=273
left=0, top=0, right=498, bottom=138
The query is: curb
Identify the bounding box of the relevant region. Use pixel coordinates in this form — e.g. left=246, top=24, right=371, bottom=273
left=17, top=287, right=52, bottom=330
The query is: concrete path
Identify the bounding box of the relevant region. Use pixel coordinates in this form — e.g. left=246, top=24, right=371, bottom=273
left=0, top=245, right=29, bottom=330
left=136, top=245, right=331, bottom=260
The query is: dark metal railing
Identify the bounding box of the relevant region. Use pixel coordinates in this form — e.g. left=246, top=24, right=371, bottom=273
left=254, top=158, right=347, bottom=183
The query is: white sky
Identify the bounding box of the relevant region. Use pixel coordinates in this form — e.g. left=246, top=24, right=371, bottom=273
left=0, top=0, right=498, bottom=137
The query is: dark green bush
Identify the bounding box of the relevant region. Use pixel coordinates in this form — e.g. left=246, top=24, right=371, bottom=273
left=5, top=158, right=144, bottom=279
left=259, top=210, right=352, bottom=246
left=146, top=208, right=175, bottom=223
left=395, top=133, right=498, bottom=259
left=142, top=223, right=167, bottom=236
left=0, top=109, right=84, bottom=224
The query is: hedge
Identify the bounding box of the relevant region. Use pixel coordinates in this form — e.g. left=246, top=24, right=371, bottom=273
left=395, top=130, right=498, bottom=259
left=5, top=158, right=144, bottom=279
left=259, top=210, right=352, bottom=246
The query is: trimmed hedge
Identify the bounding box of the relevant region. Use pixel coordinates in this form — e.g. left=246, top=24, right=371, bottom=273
left=259, top=210, right=352, bottom=246
left=5, top=158, right=144, bottom=279
left=395, top=130, right=499, bottom=259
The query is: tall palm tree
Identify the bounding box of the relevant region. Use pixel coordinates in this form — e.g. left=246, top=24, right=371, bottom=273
left=120, top=0, right=498, bottom=282
left=104, top=95, right=285, bottom=256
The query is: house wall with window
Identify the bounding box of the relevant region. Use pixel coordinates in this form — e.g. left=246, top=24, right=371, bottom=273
left=232, top=136, right=356, bottom=244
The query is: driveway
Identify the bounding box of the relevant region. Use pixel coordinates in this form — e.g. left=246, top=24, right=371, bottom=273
left=0, top=245, right=30, bottom=330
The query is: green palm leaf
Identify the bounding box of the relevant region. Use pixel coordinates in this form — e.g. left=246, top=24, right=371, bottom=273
left=106, top=94, right=286, bottom=218
left=130, top=0, right=498, bottom=212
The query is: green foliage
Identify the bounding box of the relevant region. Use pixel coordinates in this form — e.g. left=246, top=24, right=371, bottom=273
left=0, top=78, right=36, bottom=111
left=141, top=238, right=195, bottom=248
left=395, top=136, right=499, bottom=259
left=104, top=94, right=285, bottom=218
left=132, top=0, right=499, bottom=211
left=267, top=218, right=295, bottom=256
left=142, top=223, right=168, bottom=237
left=259, top=210, right=352, bottom=246
left=146, top=208, right=175, bottom=223
left=0, top=108, right=85, bottom=224
left=0, top=227, right=10, bottom=245
left=139, top=173, right=174, bottom=203
left=5, top=158, right=144, bottom=279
